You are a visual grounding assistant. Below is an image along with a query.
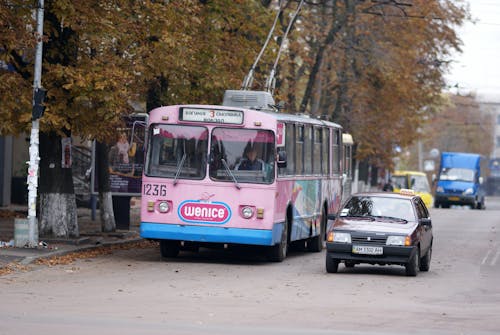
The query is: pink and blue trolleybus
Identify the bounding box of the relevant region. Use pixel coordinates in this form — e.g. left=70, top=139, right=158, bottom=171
left=140, top=90, right=344, bottom=261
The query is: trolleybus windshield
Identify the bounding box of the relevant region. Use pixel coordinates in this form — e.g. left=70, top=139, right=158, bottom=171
left=146, top=124, right=208, bottom=179
left=209, top=128, right=275, bottom=184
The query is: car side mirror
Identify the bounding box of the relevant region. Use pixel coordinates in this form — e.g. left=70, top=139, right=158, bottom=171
left=277, top=150, right=287, bottom=168
left=419, top=217, right=432, bottom=227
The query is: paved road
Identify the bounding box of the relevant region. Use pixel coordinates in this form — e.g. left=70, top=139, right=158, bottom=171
left=1, top=197, right=499, bottom=335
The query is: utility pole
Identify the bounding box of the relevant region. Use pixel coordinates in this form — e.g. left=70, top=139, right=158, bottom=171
left=26, top=0, right=45, bottom=247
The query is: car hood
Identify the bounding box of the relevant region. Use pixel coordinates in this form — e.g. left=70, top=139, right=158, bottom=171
left=333, top=217, right=416, bottom=235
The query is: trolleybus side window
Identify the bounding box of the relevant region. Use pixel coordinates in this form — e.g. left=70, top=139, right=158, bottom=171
left=283, top=123, right=295, bottom=176
left=146, top=124, right=208, bottom=179
left=209, top=128, right=275, bottom=184
left=304, top=125, right=312, bottom=175
left=322, top=128, right=330, bottom=175
left=313, top=127, right=322, bottom=175
left=296, top=125, right=304, bottom=175
left=332, top=129, right=341, bottom=174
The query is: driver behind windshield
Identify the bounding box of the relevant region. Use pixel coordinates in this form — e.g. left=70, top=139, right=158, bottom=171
left=236, top=146, right=265, bottom=171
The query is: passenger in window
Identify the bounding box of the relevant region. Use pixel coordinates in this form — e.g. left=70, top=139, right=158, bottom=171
left=236, top=146, right=265, bottom=171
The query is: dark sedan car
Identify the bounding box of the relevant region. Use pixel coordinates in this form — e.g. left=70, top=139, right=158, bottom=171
left=325, top=191, right=433, bottom=276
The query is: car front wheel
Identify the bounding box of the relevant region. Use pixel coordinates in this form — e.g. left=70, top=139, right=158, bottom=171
left=326, top=254, right=339, bottom=273
left=420, top=245, right=432, bottom=272
left=405, top=248, right=420, bottom=276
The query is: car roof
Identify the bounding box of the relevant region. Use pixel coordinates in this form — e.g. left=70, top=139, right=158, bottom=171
left=349, top=192, right=420, bottom=201
left=392, top=170, right=426, bottom=176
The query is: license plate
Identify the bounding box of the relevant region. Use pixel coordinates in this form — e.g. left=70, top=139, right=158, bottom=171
left=448, top=196, right=460, bottom=201
left=352, top=245, right=383, bottom=255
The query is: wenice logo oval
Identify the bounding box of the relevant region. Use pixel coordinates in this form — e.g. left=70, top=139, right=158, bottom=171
left=178, top=200, right=231, bottom=224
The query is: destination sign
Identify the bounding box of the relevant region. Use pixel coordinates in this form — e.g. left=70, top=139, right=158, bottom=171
left=180, top=107, right=244, bottom=124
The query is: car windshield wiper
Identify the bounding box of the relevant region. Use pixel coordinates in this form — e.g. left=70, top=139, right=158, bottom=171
left=371, top=215, right=408, bottom=223
left=221, top=158, right=241, bottom=189
left=173, top=153, right=187, bottom=186
left=343, top=215, right=375, bottom=221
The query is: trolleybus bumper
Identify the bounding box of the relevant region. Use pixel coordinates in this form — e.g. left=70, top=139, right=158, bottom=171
left=140, top=222, right=284, bottom=246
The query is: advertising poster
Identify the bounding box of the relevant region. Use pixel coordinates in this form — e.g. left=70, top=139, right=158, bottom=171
left=92, top=114, right=147, bottom=196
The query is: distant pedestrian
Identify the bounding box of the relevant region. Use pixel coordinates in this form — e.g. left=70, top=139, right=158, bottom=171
left=383, top=180, right=394, bottom=192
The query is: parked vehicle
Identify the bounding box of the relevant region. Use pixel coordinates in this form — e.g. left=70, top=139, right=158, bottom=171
left=434, top=152, right=486, bottom=209
left=391, top=170, right=434, bottom=208
left=325, top=190, right=433, bottom=276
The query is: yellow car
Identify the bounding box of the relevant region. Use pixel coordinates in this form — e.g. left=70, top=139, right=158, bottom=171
left=391, top=171, right=434, bottom=208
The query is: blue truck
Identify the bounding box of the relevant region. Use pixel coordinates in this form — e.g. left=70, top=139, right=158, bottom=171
left=434, top=152, right=486, bottom=209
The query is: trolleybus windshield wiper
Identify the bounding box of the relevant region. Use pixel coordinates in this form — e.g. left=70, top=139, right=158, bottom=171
left=173, top=153, right=187, bottom=186
left=221, top=158, right=241, bottom=189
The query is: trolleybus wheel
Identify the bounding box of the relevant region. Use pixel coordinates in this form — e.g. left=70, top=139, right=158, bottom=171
left=308, top=209, right=326, bottom=252
left=268, top=218, right=289, bottom=262
left=160, top=240, right=180, bottom=258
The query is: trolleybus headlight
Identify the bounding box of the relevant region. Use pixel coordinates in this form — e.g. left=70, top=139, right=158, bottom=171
left=158, top=201, right=170, bottom=213
left=241, top=206, right=254, bottom=219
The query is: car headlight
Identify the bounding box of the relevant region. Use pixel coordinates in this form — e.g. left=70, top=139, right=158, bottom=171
left=386, top=235, right=411, bottom=246
left=463, top=188, right=474, bottom=195
left=158, top=201, right=170, bottom=213
left=332, top=232, right=351, bottom=243
left=436, top=186, right=444, bottom=193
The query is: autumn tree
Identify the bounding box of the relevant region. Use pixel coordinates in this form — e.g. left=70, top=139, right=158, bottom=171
left=274, top=0, right=469, bottom=169
left=1, top=0, right=471, bottom=237
left=424, top=94, right=494, bottom=157
left=0, top=0, right=274, bottom=237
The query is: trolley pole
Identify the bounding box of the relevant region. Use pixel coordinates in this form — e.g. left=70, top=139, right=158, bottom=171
left=26, top=0, right=45, bottom=247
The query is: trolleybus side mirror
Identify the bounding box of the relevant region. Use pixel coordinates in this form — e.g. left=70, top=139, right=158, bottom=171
left=277, top=150, right=287, bottom=168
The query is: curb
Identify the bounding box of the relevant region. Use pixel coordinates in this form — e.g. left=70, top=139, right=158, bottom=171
left=17, top=237, right=145, bottom=266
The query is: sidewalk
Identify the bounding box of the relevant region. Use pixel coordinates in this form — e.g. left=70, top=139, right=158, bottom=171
left=0, top=203, right=143, bottom=268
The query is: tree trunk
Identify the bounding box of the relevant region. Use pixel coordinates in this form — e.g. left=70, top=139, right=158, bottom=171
left=299, top=1, right=344, bottom=113
left=99, top=192, right=115, bottom=232
left=96, top=141, right=116, bottom=232
left=39, top=131, right=79, bottom=238
left=39, top=193, right=78, bottom=238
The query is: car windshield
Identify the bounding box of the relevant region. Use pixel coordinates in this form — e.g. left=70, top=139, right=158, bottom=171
left=209, top=128, right=275, bottom=184
left=339, top=196, right=415, bottom=222
left=145, top=124, right=208, bottom=179
left=391, top=175, right=408, bottom=189
left=410, top=175, right=431, bottom=192
left=439, top=168, right=475, bottom=182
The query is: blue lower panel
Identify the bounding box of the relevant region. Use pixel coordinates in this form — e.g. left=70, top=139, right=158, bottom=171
left=141, top=222, right=283, bottom=246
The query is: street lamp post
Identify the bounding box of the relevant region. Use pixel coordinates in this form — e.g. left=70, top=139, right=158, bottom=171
left=26, top=0, right=45, bottom=247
